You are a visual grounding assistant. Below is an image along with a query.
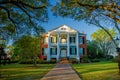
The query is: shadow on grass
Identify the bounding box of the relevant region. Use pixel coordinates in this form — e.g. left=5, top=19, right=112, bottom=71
left=0, top=64, right=55, bottom=80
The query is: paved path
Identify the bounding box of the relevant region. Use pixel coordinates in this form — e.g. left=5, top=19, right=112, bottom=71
left=41, top=64, right=81, bottom=80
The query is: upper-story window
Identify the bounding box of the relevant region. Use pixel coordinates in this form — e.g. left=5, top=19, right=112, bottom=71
left=51, top=36, right=57, bottom=43
left=61, top=28, right=66, bottom=30
left=79, top=37, right=83, bottom=44
left=70, top=36, right=76, bottom=44
left=43, top=37, right=48, bottom=44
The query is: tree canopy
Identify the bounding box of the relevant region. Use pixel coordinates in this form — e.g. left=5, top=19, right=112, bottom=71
left=91, top=28, right=116, bottom=56
left=52, top=0, right=120, bottom=42
left=0, top=0, right=48, bottom=38
left=13, top=35, right=40, bottom=66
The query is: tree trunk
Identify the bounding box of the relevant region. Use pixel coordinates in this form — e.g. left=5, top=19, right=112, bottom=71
left=33, top=57, right=37, bottom=67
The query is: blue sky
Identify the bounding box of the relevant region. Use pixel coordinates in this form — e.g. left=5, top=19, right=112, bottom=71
left=42, top=12, right=99, bottom=40
left=41, top=0, right=99, bottom=40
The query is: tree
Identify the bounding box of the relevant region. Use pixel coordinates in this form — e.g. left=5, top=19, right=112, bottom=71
left=87, top=40, right=102, bottom=59
left=13, top=35, right=40, bottom=66
left=91, top=28, right=116, bottom=57
left=52, top=0, right=120, bottom=73
left=0, top=0, right=49, bottom=37
left=52, top=0, right=120, bottom=39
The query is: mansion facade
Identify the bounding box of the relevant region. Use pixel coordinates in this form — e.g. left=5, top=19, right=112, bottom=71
left=40, top=25, right=87, bottom=62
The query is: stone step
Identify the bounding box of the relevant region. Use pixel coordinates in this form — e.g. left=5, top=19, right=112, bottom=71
left=59, top=58, right=69, bottom=64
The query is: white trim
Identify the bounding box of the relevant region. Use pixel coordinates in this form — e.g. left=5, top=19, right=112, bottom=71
left=47, top=33, right=50, bottom=61
left=57, top=33, right=60, bottom=61
left=76, top=33, right=80, bottom=62
left=67, top=33, right=70, bottom=58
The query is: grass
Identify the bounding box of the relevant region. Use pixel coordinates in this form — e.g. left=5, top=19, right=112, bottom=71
left=0, top=63, right=55, bottom=80
left=72, top=61, right=120, bottom=80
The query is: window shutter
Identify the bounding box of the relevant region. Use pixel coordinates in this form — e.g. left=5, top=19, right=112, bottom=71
left=56, top=48, right=57, bottom=55
left=70, top=37, right=71, bottom=43
left=50, top=48, right=52, bottom=55
left=75, top=48, right=76, bottom=54
left=42, top=48, right=44, bottom=55
left=70, top=48, right=71, bottom=55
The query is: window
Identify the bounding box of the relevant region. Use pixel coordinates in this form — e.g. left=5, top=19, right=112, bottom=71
left=42, top=48, right=48, bottom=56
left=79, top=37, right=83, bottom=44
left=70, top=37, right=76, bottom=43
left=79, top=48, right=83, bottom=55
left=61, top=38, right=67, bottom=43
left=82, top=38, right=85, bottom=44
left=61, top=28, right=66, bottom=30
left=50, top=48, right=57, bottom=55
left=70, top=47, right=76, bottom=55
left=51, top=37, right=57, bottom=43
left=43, top=37, right=48, bottom=44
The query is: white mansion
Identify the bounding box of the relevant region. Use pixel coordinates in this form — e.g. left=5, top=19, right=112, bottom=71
left=40, top=25, right=87, bottom=62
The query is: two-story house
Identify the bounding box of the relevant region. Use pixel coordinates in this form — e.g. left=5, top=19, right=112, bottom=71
left=40, top=25, right=87, bottom=62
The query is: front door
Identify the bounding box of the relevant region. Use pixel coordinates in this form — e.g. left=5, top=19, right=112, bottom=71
left=60, top=49, right=67, bottom=58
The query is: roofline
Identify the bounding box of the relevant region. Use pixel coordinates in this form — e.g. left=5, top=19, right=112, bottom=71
left=47, top=24, right=81, bottom=33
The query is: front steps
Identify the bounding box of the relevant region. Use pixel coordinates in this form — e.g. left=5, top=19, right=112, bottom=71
left=59, top=58, right=69, bottom=64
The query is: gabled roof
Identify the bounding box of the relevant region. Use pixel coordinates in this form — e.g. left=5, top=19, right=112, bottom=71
left=47, top=25, right=78, bottom=33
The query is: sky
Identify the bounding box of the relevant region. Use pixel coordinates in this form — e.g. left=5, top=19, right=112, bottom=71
left=41, top=0, right=100, bottom=40
left=42, top=11, right=99, bottom=40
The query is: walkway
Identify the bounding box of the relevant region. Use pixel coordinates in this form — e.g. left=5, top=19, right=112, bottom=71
left=41, top=64, right=81, bottom=80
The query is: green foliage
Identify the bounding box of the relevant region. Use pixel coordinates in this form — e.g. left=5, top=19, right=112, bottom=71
left=91, top=29, right=116, bottom=57
left=91, top=59, right=100, bottom=62
left=113, top=56, right=118, bottom=62
left=0, top=0, right=48, bottom=38
left=81, top=55, right=90, bottom=63
left=19, top=60, right=56, bottom=64
left=13, top=35, right=40, bottom=66
left=87, top=40, right=103, bottom=59
left=69, top=58, right=78, bottom=64
left=91, top=29, right=116, bottom=42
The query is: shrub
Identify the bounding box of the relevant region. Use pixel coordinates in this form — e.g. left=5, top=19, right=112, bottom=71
left=81, top=55, right=90, bottom=63
left=69, top=58, right=78, bottom=64
left=113, top=56, right=118, bottom=62
left=91, top=59, right=100, bottom=62
left=106, top=55, right=114, bottom=60
left=39, top=60, right=56, bottom=64
left=19, top=60, right=56, bottom=64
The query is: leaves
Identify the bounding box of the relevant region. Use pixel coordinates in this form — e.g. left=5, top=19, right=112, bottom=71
left=13, top=35, right=40, bottom=64
left=91, top=28, right=116, bottom=55
left=0, top=0, right=49, bottom=38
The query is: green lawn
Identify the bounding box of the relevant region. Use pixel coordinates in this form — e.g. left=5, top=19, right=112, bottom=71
left=72, top=62, right=120, bottom=80
left=0, top=64, right=55, bottom=80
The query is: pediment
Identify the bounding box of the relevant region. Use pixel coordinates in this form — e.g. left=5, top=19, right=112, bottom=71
left=48, top=25, right=78, bottom=33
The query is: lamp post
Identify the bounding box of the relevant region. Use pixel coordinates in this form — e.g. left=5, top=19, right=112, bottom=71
left=0, top=37, right=5, bottom=78
left=115, top=36, right=120, bottom=74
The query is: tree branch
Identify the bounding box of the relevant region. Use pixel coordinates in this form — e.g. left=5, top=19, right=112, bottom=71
left=0, top=5, right=18, bottom=26
left=0, top=0, right=47, bottom=9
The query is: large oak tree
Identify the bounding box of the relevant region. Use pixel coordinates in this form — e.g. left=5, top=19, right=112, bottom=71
left=0, top=0, right=49, bottom=38
left=52, top=0, right=120, bottom=74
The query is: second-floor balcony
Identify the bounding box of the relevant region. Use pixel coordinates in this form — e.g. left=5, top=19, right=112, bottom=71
left=43, top=33, right=85, bottom=45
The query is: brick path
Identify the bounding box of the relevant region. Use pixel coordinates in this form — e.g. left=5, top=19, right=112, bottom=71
left=41, top=64, right=81, bottom=80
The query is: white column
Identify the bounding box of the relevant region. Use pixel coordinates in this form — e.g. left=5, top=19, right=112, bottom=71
left=76, top=33, right=80, bottom=62
left=67, top=33, right=70, bottom=59
left=47, top=33, right=50, bottom=61
left=57, top=33, right=60, bottom=61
